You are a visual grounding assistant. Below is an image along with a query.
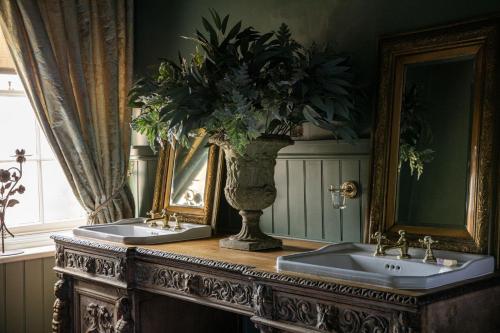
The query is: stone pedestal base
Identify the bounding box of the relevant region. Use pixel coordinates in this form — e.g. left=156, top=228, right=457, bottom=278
left=219, top=210, right=282, bottom=251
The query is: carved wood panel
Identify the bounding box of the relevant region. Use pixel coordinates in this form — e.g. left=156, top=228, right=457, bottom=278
left=257, top=289, right=418, bottom=333
left=136, top=261, right=254, bottom=310
left=79, top=295, right=115, bottom=333
left=73, top=279, right=134, bottom=333
left=62, top=248, right=126, bottom=282
left=52, top=275, right=70, bottom=333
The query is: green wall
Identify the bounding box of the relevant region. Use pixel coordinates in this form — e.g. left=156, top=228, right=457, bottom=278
left=133, top=0, right=500, bottom=234
left=134, top=0, right=500, bottom=89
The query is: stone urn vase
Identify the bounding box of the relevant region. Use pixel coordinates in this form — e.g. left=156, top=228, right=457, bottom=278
left=211, top=135, right=293, bottom=251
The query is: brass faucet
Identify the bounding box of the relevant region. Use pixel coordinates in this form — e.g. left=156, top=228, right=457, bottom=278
left=419, top=236, right=438, bottom=263
left=145, top=210, right=161, bottom=227
left=157, top=209, right=169, bottom=229
left=372, top=230, right=411, bottom=259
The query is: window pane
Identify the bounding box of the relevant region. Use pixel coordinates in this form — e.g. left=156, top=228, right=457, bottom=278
left=40, top=132, right=55, bottom=160
left=42, top=160, right=85, bottom=222
left=0, top=74, right=24, bottom=91
left=0, top=161, right=39, bottom=227
left=0, top=94, right=37, bottom=160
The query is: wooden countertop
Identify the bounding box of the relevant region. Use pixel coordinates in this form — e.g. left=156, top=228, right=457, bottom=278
left=54, top=234, right=498, bottom=298
left=140, top=237, right=324, bottom=274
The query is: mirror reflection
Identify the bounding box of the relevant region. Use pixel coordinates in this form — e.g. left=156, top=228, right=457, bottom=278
left=396, top=57, right=475, bottom=229
left=170, top=135, right=209, bottom=208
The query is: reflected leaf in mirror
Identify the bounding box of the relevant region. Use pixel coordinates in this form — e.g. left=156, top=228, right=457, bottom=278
left=170, top=135, right=209, bottom=208
left=398, top=83, right=435, bottom=179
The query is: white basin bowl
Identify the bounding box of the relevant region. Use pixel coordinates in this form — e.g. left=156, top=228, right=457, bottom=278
left=277, top=243, right=494, bottom=289
left=73, top=217, right=212, bottom=245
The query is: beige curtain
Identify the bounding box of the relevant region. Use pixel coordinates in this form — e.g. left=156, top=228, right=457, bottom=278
left=0, top=0, right=134, bottom=224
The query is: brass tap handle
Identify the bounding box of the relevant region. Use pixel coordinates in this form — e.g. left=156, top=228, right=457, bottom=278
left=396, top=230, right=411, bottom=259
left=169, top=213, right=182, bottom=231
left=145, top=210, right=158, bottom=227
left=159, top=209, right=169, bottom=229
left=371, top=231, right=386, bottom=256
left=419, top=236, right=438, bottom=264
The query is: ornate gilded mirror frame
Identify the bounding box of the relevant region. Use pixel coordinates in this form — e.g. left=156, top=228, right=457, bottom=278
left=151, top=141, right=224, bottom=227
left=367, top=18, right=500, bottom=253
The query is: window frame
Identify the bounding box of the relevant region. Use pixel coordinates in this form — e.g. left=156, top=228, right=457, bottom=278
left=0, top=74, right=85, bottom=248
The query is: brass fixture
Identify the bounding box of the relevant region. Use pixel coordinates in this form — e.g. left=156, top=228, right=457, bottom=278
left=145, top=210, right=161, bottom=227
left=158, top=209, right=169, bottom=229
left=329, top=181, right=359, bottom=210
left=371, top=231, right=387, bottom=256
left=169, top=213, right=182, bottom=231
left=371, top=230, right=411, bottom=260
left=419, top=236, right=438, bottom=264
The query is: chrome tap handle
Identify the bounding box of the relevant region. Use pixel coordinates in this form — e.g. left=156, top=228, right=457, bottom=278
left=371, top=231, right=386, bottom=256
left=419, top=236, right=438, bottom=263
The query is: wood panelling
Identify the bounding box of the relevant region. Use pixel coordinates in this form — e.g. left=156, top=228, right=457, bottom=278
left=262, top=140, right=370, bottom=243
left=0, top=257, right=57, bottom=333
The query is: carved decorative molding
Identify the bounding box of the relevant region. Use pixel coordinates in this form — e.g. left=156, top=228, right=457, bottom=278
left=245, top=270, right=418, bottom=307
left=252, top=284, right=274, bottom=319
left=274, top=294, right=391, bottom=333
left=64, top=250, right=126, bottom=281
left=116, top=258, right=127, bottom=281
left=52, top=235, right=129, bottom=254
left=115, top=297, right=134, bottom=333
left=135, top=248, right=252, bottom=273
left=276, top=296, right=316, bottom=327
left=199, top=276, right=253, bottom=307
left=52, top=276, right=70, bottom=333
left=84, top=303, right=114, bottom=333
left=136, top=262, right=198, bottom=294
left=55, top=244, right=64, bottom=267
left=315, top=303, right=334, bottom=331
left=136, top=262, right=254, bottom=308
left=391, top=311, right=415, bottom=333
left=152, top=266, right=199, bottom=294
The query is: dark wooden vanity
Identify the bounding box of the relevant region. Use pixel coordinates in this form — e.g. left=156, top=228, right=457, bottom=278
left=51, top=235, right=500, bottom=333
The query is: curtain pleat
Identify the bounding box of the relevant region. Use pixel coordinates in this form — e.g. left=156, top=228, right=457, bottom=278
left=0, top=0, right=135, bottom=224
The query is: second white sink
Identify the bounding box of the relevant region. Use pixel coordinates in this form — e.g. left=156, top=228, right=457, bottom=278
left=73, top=217, right=212, bottom=245
left=277, top=243, right=494, bottom=289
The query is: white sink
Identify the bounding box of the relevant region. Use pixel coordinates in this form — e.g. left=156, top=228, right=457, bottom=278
left=73, top=217, right=212, bottom=245
left=277, top=243, right=494, bottom=289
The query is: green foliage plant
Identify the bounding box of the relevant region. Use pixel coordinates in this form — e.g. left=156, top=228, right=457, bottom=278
left=398, top=84, right=435, bottom=180
left=129, top=9, right=361, bottom=154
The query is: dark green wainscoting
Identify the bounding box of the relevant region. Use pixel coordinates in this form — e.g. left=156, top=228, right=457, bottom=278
left=261, top=140, right=371, bottom=243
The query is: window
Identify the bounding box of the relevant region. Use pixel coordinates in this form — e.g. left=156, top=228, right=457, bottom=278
left=0, top=30, right=85, bottom=237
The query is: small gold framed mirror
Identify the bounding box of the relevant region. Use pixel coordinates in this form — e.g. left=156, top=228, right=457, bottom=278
left=367, top=18, right=500, bottom=253
left=151, top=132, right=224, bottom=227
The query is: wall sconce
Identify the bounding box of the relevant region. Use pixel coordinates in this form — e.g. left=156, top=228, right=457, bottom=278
left=329, top=181, right=359, bottom=210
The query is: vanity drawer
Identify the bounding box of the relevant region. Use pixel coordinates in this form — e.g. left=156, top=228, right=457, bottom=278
left=135, top=261, right=254, bottom=314
left=55, top=244, right=127, bottom=285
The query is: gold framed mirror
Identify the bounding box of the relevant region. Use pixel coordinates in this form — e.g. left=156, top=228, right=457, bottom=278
left=367, top=18, right=500, bottom=253
left=151, top=132, right=224, bottom=227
